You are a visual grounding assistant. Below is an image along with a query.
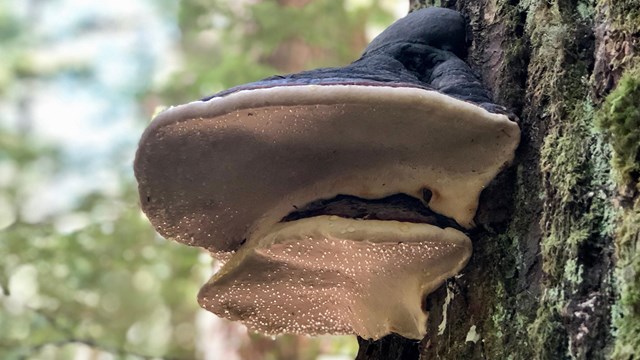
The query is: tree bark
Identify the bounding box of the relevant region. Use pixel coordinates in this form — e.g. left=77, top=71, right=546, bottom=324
left=357, top=0, right=639, bottom=359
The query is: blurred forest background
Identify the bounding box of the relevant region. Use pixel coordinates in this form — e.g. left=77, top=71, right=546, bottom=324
left=0, top=0, right=405, bottom=359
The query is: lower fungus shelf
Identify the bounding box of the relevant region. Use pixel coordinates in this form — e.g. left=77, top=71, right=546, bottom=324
left=198, top=216, right=471, bottom=340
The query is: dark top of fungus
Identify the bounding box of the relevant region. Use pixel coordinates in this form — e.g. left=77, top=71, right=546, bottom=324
left=201, top=7, right=509, bottom=116
left=363, top=7, right=467, bottom=58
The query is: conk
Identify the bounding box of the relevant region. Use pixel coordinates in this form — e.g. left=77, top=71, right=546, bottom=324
left=134, top=7, right=520, bottom=340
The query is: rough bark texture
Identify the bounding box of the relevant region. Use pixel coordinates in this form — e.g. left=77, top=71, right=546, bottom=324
left=357, top=0, right=639, bottom=359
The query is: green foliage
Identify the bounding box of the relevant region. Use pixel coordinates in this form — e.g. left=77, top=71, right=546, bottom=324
left=2, top=0, right=390, bottom=358
left=247, top=1, right=391, bottom=59
left=0, top=1, right=207, bottom=356
left=0, top=126, right=205, bottom=359
left=162, top=0, right=393, bottom=104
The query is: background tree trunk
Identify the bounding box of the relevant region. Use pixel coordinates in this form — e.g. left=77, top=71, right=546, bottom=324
left=357, top=0, right=639, bottom=359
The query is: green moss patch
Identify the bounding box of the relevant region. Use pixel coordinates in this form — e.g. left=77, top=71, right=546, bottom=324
left=597, top=66, right=640, bottom=187
left=526, top=0, right=616, bottom=357
left=611, top=206, right=640, bottom=360
left=597, top=65, right=640, bottom=360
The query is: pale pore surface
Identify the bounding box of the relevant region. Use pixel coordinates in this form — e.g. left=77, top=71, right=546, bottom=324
left=134, top=85, right=520, bottom=254
left=198, top=216, right=472, bottom=340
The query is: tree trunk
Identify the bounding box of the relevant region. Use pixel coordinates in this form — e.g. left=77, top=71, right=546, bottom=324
left=357, top=0, right=639, bottom=359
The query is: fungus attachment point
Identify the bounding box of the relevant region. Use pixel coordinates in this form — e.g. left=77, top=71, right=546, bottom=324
left=134, top=7, right=520, bottom=340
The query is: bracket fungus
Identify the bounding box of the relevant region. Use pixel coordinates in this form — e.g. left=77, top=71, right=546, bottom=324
left=134, top=7, right=520, bottom=340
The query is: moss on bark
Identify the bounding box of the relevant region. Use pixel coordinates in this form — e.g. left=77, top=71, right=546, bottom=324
left=596, top=65, right=640, bottom=360
left=597, top=67, right=640, bottom=185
